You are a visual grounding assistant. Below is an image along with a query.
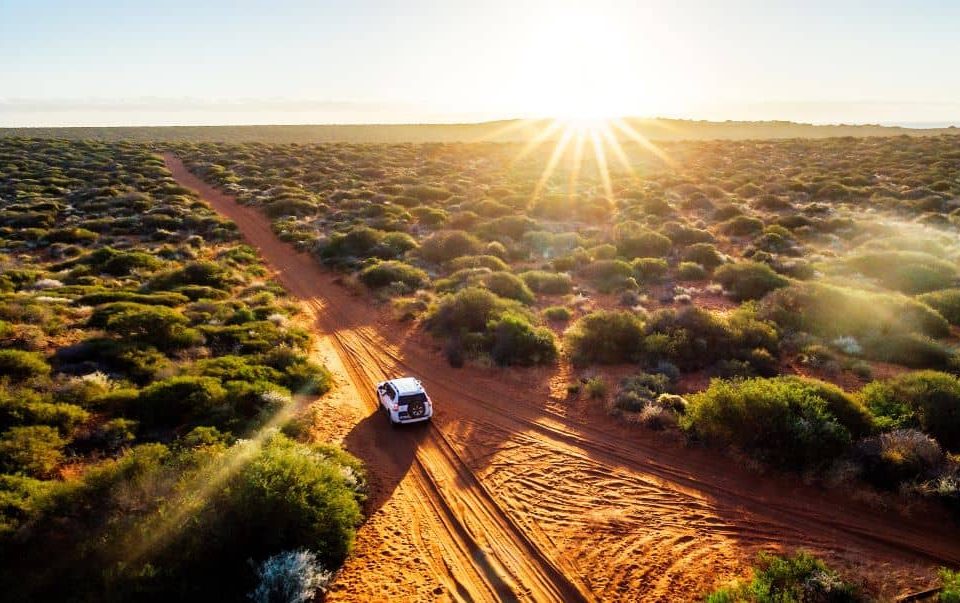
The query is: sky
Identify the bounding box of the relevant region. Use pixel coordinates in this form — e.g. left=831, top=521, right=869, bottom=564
left=1, top=0, right=959, bottom=127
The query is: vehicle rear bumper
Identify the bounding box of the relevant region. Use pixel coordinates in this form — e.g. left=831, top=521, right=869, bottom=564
left=394, top=411, right=432, bottom=424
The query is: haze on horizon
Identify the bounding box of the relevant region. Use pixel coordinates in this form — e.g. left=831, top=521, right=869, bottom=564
left=2, top=0, right=959, bottom=128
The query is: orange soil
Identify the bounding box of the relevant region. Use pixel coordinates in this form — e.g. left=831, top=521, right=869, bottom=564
left=165, top=154, right=960, bottom=602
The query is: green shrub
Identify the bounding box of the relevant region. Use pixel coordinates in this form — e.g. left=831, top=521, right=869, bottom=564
left=584, top=376, right=608, bottom=399
left=192, top=355, right=284, bottom=384
left=99, top=304, right=202, bottom=350
left=379, top=231, right=418, bottom=258
left=715, top=261, right=789, bottom=301
left=483, top=272, right=535, bottom=304
left=81, top=247, right=163, bottom=276
left=861, top=333, right=957, bottom=369
left=319, top=226, right=386, bottom=262
left=566, top=310, right=645, bottom=365
left=941, top=567, right=960, bottom=603
left=0, top=350, right=50, bottom=382
left=0, top=388, right=89, bottom=434
left=641, top=306, right=778, bottom=372
left=283, top=360, right=332, bottom=396
left=919, top=289, right=960, bottom=326
left=860, top=371, right=960, bottom=450
left=220, top=435, right=364, bottom=566
left=135, top=376, right=227, bottom=429
left=677, top=262, right=708, bottom=281
left=682, top=243, right=725, bottom=270
left=488, top=312, right=557, bottom=366
left=720, top=215, right=764, bottom=236
left=0, top=474, right=51, bottom=535
left=0, top=425, right=66, bottom=477
left=611, top=373, right=670, bottom=413
left=426, top=287, right=523, bottom=336
left=617, top=230, right=672, bottom=258
left=418, top=230, right=482, bottom=264
left=447, top=254, right=509, bottom=272
left=845, top=251, right=957, bottom=294
left=150, top=261, right=233, bottom=291
left=476, top=215, right=537, bottom=240
left=542, top=306, right=572, bottom=322
left=358, top=260, right=427, bottom=291
left=761, top=282, right=950, bottom=339
left=684, top=376, right=873, bottom=470
left=580, top=259, right=635, bottom=293
left=45, top=227, right=98, bottom=244
left=632, top=257, right=669, bottom=283
left=705, top=551, right=861, bottom=603
left=520, top=270, right=573, bottom=294
left=855, top=429, right=943, bottom=490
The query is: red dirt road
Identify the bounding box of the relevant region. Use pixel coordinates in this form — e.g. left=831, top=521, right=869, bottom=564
left=165, top=153, right=960, bottom=602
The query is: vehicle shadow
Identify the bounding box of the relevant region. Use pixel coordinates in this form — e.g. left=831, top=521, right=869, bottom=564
left=342, top=408, right=429, bottom=517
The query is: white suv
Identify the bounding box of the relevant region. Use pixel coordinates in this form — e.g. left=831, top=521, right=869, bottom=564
left=376, top=377, right=433, bottom=425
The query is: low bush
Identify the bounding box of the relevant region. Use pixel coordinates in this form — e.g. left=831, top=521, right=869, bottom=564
left=249, top=549, right=333, bottom=603
left=488, top=312, right=558, bottom=366
left=761, top=281, right=950, bottom=339
left=844, top=250, right=957, bottom=294
left=714, top=261, right=789, bottom=301
left=149, top=261, right=233, bottom=291
left=855, top=429, right=944, bottom=490
left=0, top=350, right=51, bottom=382
left=358, top=260, right=427, bottom=292
left=135, top=376, right=228, bottom=429
left=860, top=333, right=957, bottom=370
left=520, top=270, right=573, bottom=294
left=719, top=215, right=764, bottom=236
left=676, top=262, right=707, bottom=281
left=682, top=243, right=725, bottom=270
left=99, top=303, right=202, bottom=350
left=705, top=551, right=862, bottom=603
left=640, top=305, right=778, bottom=372
left=565, top=310, right=645, bottom=365
left=610, top=373, right=670, bottom=414
left=860, top=371, right=960, bottom=451
left=918, top=288, right=960, bottom=326
left=0, top=387, right=89, bottom=434
left=542, top=306, right=572, bottom=322
left=447, top=254, right=509, bottom=272
left=0, top=425, right=66, bottom=477
left=632, top=257, right=669, bottom=283
left=580, top=259, right=636, bottom=293
left=942, top=568, right=960, bottom=603
left=425, top=287, right=523, bottom=337
left=683, top=376, right=873, bottom=470
left=617, top=230, right=672, bottom=259
left=584, top=376, right=608, bottom=399
left=484, top=272, right=535, bottom=304
left=418, top=230, right=482, bottom=264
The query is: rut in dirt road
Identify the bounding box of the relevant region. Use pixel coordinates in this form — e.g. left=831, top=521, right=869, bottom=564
left=165, top=153, right=960, bottom=601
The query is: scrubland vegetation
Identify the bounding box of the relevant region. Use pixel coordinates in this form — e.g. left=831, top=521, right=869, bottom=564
left=0, top=139, right=363, bottom=600
left=175, top=133, right=960, bottom=521
left=3, top=130, right=960, bottom=599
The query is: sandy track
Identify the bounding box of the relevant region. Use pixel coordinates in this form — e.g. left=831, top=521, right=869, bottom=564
left=165, top=154, right=960, bottom=602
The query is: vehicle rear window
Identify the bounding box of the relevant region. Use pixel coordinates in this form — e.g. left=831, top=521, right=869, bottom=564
left=399, top=393, right=427, bottom=405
